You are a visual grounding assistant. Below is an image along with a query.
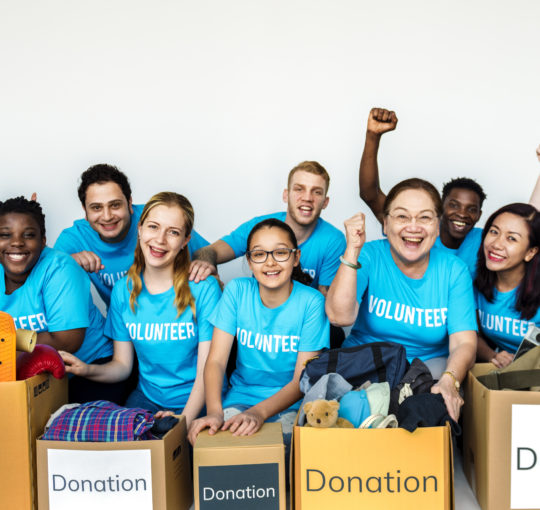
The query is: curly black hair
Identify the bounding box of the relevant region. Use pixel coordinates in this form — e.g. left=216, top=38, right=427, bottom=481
left=77, top=163, right=132, bottom=206
left=0, top=196, right=46, bottom=237
left=441, top=177, right=487, bottom=207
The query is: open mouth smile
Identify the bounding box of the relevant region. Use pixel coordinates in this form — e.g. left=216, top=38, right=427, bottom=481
left=149, top=246, right=167, bottom=258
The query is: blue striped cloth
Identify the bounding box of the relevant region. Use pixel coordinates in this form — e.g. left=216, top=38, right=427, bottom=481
left=42, top=400, right=155, bottom=442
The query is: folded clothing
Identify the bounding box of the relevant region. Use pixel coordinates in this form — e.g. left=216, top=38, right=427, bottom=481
left=396, top=393, right=461, bottom=435
left=42, top=400, right=155, bottom=442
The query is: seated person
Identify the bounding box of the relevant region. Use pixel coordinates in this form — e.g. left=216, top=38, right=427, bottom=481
left=55, top=164, right=209, bottom=307
left=358, top=107, right=486, bottom=274
left=475, top=203, right=540, bottom=368
left=189, top=161, right=346, bottom=296
left=326, top=179, right=478, bottom=421
left=188, top=219, right=329, bottom=449
left=61, top=192, right=221, bottom=426
left=0, top=197, right=117, bottom=403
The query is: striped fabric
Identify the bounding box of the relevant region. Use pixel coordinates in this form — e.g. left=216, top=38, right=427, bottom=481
left=42, top=400, right=155, bottom=442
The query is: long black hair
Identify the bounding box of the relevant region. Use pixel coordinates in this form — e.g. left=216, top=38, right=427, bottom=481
left=475, top=203, right=540, bottom=320
left=246, top=218, right=313, bottom=286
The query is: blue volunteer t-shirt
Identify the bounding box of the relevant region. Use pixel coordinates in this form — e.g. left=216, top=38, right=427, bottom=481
left=54, top=204, right=209, bottom=306
left=105, top=275, right=221, bottom=410
left=433, top=227, right=482, bottom=276
left=476, top=287, right=540, bottom=354
left=343, top=240, right=477, bottom=361
left=210, top=277, right=329, bottom=411
left=0, top=247, right=112, bottom=364
left=221, top=211, right=346, bottom=288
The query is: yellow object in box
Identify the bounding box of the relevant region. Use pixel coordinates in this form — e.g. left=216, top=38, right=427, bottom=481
left=292, top=420, right=454, bottom=510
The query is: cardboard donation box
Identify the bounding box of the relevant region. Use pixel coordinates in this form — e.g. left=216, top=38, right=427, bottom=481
left=463, top=363, right=540, bottom=510
left=37, top=415, right=192, bottom=510
left=292, top=422, right=454, bottom=510
left=193, top=422, right=286, bottom=510
left=0, top=373, right=67, bottom=510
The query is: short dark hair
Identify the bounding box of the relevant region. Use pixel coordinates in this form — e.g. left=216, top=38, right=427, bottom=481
left=77, top=164, right=132, bottom=206
left=442, top=177, right=486, bottom=207
left=246, top=218, right=313, bottom=286
left=383, top=178, right=443, bottom=218
left=475, top=203, right=540, bottom=320
left=0, top=196, right=46, bottom=237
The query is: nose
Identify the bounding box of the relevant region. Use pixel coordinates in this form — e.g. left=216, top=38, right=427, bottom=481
left=156, top=228, right=167, bottom=244
left=10, top=234, right=24, bottom=246
left=102, top=206, right=113, bottom=221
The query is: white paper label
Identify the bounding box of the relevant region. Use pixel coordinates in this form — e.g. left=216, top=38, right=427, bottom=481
left=511, top=404, right=540, bottom=509
left=47, top=449, right=153, bottom=510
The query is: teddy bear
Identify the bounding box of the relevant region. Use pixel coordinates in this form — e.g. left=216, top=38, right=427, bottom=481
left=303, top=399, right=354, bottom=428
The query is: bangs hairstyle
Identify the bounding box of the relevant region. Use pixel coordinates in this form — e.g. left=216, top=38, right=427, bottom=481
left=0, top=196, right=46, bottom=238
left=246, top=218, right=313, bottom=286
left=383, top=178, right=442, bottom=218
left=475, top=203, right=540, bottom=320
left=287, top=161, right=330, bottom=194
left=127, top=192, right=195, bottom=317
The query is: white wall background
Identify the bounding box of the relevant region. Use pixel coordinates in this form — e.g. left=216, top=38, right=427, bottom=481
left=1, top=0, right=539, bottom=284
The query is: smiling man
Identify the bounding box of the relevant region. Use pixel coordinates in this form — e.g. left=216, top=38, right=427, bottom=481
left=189, top=161, right=346, bottom=296
left=55, top=164, right=209, bottom=307
left=358, top=108, right=486, bottom=274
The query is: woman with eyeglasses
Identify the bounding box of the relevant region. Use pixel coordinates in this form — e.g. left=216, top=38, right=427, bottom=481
left=188, top=218, right=329, bottom=445
left=326, top=178, right=477, bottom=421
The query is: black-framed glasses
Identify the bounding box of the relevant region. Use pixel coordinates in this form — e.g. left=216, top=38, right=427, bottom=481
left=247, top=248, right=297, bottom=263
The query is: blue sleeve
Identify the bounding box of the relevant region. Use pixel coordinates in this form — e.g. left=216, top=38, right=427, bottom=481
left=298, top=292, right=330, bottom=351
left=104, top=282, right=132, bottom=342
left=317, top=230, right=347, bottom=287
left=188, top=229, right=210, bottom=257
left=210, top=280, right=240, bottom=336
left=447, top=262, right=478, bottom=335
left=42, top=259, right=90, bottom=331
left=194, top=277, right=222, bottom=342
left=54, top=229, right=80, bottom=255
left=221, top=217, right=260, bottom=258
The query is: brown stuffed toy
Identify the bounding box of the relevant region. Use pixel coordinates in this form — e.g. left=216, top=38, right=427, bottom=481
left=304, top=399, right=354, bottom=428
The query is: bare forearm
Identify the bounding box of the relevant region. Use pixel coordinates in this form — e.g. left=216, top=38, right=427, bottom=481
left=203, top=359, right=226, bottom=416
left=37, top=329, right=84, bottom=353
left=249, top=380, right=303, bottom=421
left=84, top=359, right=131, bottom=383
left=193, top=246, right=218, bottom=266
left=446, top=334, right=477, bottom=382
left=359, top=132, right=386, bottom=223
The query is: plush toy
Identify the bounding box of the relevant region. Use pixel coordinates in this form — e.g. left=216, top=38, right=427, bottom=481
left=304, top=399, right=354, bottom=428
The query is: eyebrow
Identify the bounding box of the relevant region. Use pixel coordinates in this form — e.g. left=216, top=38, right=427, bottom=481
left=391, top=207, right=435, bottom=214
left=250, top=242, right=291, bottom=250
left=491, top=223, right=522, bottom=237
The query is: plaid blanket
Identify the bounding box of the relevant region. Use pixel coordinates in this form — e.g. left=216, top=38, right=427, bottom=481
left=42, top=400, right=155, bottom=442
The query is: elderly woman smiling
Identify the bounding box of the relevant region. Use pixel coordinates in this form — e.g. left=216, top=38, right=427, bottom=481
left=326, top=178, right=477, bottom=420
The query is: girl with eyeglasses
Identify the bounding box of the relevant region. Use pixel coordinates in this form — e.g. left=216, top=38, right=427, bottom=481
left=326, top=178, right=477, bottom=421
left=475, top=203, right=540, bottom=368
left=188, top=218, right=329, bottom=444
left=61, top=192, right=221, bottom=426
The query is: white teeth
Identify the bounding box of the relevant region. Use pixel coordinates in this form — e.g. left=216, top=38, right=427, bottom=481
left=403, top=237, right=422, bottom=243
left=265, top=271, right=279, bottom=275
left=452, top=221, right=466, bottom=227
left=7, top=253, right=26, bottom=261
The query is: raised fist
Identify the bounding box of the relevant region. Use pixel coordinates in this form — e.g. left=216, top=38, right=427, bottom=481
left=367, top=107, right=398, bottom=135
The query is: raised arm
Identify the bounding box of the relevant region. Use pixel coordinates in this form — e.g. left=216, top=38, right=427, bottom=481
left=359, top=107, right=398, bottom=224
left=528, top=144, right=540, bottom=210
left=189, top=240, right=235, bottom=282
left=325, top=213, right=366, bottom=326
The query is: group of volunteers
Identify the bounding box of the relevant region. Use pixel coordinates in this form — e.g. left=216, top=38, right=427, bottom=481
left=2, top=107, right=540, bottom=451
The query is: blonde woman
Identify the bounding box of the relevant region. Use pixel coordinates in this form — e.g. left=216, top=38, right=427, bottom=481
left=61, top=192, right=221, bottom=426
